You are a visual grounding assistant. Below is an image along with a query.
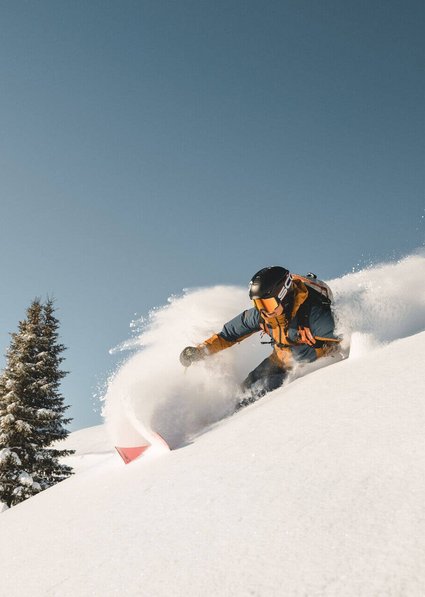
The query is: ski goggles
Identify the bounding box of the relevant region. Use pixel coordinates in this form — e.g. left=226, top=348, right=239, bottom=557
left=253, top=297, right=280, bottom=313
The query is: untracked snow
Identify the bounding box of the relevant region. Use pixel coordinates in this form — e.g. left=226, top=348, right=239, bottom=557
left=0, top=253, right=424, bottom=596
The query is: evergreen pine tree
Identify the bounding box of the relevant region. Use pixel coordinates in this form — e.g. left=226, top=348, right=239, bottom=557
left=0, top=299, right=74, bottom=508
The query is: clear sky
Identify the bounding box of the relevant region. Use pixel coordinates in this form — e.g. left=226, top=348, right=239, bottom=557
left=0, top=1, right=424, bottom=430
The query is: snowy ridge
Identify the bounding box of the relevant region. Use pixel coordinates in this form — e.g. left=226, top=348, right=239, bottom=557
left=0, top=253, right=424, bottom=596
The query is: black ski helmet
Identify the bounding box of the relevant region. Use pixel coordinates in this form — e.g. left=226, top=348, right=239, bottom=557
left=249, top=266, right=293, bottom=301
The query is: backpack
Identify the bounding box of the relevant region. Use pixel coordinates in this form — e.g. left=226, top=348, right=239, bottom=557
left=292, top=272, right=333, bottom=305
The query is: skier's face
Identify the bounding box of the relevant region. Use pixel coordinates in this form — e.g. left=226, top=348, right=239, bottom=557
left=261, top=302, right=284, bottom=318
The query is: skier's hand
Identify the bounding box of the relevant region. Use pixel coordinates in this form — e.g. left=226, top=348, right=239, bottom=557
left=297, top=326, right=316, bottom=346
left=179, top=346, right=206, bottom=367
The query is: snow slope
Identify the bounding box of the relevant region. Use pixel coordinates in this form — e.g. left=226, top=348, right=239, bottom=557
left=0, top=253, right=425, bottom=596
left=0, top=332, right=424, bottom=596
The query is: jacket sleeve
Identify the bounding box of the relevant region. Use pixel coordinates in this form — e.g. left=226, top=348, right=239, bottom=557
left=288, top=303, right=339, bottom=363
left=308, top=304, right=338, bottom=340
left=200, top=308, right=261, bottom=355
left=287, top=296, right=339, bottom=345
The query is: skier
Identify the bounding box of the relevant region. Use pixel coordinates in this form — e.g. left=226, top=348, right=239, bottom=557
left=179, top=266, right=341, bottom=406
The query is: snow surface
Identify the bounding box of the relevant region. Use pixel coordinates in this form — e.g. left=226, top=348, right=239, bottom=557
left=0, top=253, right=425, bottom=596
left=56, top=424, right=115, bottom=474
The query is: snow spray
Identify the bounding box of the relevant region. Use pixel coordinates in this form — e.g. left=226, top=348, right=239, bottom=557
left=103, top=252, right=425, bottom=450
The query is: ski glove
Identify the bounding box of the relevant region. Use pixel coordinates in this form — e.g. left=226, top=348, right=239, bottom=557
left=297, top=326, right=316, bottom=346
left=179, top=346, right=206, bottom=367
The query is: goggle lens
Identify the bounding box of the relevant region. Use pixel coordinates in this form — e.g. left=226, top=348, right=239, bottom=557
left=253, top=297, right=280, bottom=313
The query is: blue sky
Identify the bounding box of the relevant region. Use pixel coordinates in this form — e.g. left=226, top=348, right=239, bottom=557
left=0, top=1, right=424, bottom=429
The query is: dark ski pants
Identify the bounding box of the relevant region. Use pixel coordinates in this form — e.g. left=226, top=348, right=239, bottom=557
left=240, top=354, right=287, bottom=405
